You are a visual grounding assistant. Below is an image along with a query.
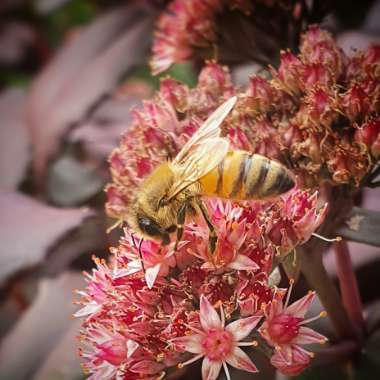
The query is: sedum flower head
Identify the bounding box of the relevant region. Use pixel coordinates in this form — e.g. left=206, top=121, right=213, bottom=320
left=75, top=24, right=380, bottom=380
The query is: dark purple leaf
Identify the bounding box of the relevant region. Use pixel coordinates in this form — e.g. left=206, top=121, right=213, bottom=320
left=0, top=191, right=94, bottom=285
left=31, top=319, right=82, bottom=380
left=47, top=154, right=105, bottom=206
left=0, top=272, right=84, bottom=380
left=0, top=89, right=30, bottom=191
left=26, top=4, right=154, bottom=179
left=337, top=207, right=380, bottom=247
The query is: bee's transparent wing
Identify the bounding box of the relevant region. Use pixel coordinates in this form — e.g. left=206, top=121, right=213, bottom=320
left=172, top=96, right=236, bottom=166
left=167, top=97, right=236, bottom=200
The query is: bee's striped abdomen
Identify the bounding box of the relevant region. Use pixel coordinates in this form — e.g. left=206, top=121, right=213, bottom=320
left=199, top=151, right=294, bottom=200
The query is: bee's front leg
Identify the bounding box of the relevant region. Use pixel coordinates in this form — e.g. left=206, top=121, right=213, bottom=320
left=197, top=199, right=217, bottom=254
left=174, top=202, right=187, bottom=251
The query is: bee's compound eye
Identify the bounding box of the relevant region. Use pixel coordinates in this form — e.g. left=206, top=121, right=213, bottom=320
left=138, top=216, right=162, bottom=238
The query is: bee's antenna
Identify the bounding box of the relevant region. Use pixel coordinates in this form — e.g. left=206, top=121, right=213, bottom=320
left=131, top=233, right=138, bottom=249
left=138, top=238, right=146, bottom=274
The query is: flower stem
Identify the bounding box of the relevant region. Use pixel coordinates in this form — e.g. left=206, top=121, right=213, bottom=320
left=298, top=247, right=359, bottom=341
left=314, top=340, right=358, bottom=365
left=333, top=240, right=365, bottom=334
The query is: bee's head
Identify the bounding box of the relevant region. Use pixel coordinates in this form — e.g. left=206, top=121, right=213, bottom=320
left=136, top=215, right=172, bottom=245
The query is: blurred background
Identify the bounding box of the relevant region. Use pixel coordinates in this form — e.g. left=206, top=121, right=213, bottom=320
left=0, top=1, right=379, bottom=379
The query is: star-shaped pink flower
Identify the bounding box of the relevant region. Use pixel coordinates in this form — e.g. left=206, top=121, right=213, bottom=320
left=173, top=295, right=262, bottom=380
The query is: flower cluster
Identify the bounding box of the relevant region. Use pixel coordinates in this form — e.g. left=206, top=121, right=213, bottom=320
left=76, top=25, right=380, bottom=380
left=76, top=193, right=327, bottom=379
left=151, top=0, right=312, bottom=75
left=107, top=32, right=379, bottom=224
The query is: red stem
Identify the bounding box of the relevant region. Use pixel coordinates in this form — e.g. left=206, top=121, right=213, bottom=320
left=333, top=240, right=365, bottom=334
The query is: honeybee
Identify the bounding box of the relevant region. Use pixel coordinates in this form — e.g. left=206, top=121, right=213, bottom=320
left=128, top=96, right=295, bottom=253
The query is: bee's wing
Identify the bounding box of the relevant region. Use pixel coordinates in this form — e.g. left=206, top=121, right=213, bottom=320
left=167, top=96, right=236, bottom=200
left=173, top=96, right=237, bottom=165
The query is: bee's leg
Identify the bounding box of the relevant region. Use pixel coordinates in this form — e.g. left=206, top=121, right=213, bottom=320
left=174, top=202, right=187, bottom=251
left=197, top=200, right=217, bottom=254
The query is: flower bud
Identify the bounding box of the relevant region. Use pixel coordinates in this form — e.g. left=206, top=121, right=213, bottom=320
left=304, top=87, right=338, bottom=128
left=159, top=77, right=189, bottom=112
left=198, top=61, right=233, bottom=95
left=342, top=83, right=371, bottom=122
left=363, top=44, right=380, bottom=79
left=270, top=346, right=311, bottom=376
left=355, top=119, right=380, bottom=158
left=301, top=63, right=333, bottom=90
left=300, top=25, right=345, bottom=78
left=275, top=51, right=303, bottom=95
left=246, top=75, right=274, bottom=113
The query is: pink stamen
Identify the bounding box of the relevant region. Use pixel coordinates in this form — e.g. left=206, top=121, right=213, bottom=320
left=285, top=279, right=294, bottom=309
left=178, top=353, right=204, bottom=368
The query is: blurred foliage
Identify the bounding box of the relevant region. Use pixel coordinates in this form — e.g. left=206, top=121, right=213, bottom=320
left=131, top=62, right=197, bottom=89
left=1, top=0, right=197, bottom=90
left=41, top=0, right=97, bottom=45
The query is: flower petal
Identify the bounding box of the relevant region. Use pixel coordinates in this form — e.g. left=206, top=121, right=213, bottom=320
left=114, top=260, right=141, bottom=278
left=172, top=334, right=203, bottom=354
left=226, top=314, right=262, bottom=341
left=74, top=301, right=101, bottom=317
left=292, top=326, right=328, bottom=345
left=145, top=263, right=161, bottom=289
left=227, top=254, right=260, bottom=271
left=130, top=360, right=165, bottom=375
left=285, top=291, right=315, bottom=318
left=201, top=357, right=222, bottom=380
left=126, top=339, right=139, bottom=358
left=200, top=295, right=222, bottom=330
left=225, top=347, right=258, bottom=373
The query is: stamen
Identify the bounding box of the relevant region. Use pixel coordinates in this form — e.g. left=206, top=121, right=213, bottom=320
left=183, top=323, right=206, bottom=336
left=285, top=279, right=294, bottom=308
left=238, top=340, right=259, bottom=347
left=312, top=232, right=342, bottom=242
left=299, top=311, right=326, bottom=325
left=219, top=301, right=225, bottom=327
left=106, top=219, right=122, bottom=234
left=177, top=353, right=204, bottom=368
left=222, top=361, right=231, bottom=380
left=296, top=346, right=314, bottom=357
left=138, top=238, right=146, bottom=274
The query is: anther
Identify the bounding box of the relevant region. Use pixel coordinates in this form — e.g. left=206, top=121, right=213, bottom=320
left=312, top=232, right=342, bottom=242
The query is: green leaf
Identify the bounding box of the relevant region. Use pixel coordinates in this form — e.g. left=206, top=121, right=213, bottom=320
left=337, top=207, right=380, bottom=247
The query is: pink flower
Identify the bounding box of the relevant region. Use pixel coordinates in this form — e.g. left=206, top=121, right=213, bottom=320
left=259, top=281, right=327, bottom=367
left=150, top=0, right=222, bottom=75
left=173, top=295, right=261, bottom=380
left=237, top=272, right=277, bottom=316
left=111, top=230, right=177, bottom=289
left=266, top=189, right=328, bottom=255
left=270, top=345, right=311, bottom=376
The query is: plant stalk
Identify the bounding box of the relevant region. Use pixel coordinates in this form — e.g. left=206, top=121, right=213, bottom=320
left=298, top=248, right=359, bottom=340
left=333, top=240, right=365, bottom=333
